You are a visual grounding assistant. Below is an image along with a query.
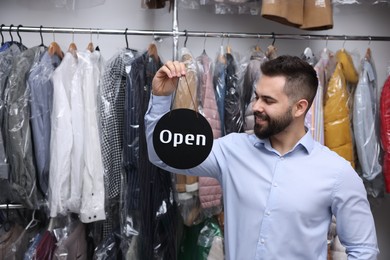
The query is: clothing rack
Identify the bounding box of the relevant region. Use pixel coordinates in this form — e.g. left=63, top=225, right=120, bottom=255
left=1, top=25, right=390, bottom=59
left=2, top=25, right=390, bottom=41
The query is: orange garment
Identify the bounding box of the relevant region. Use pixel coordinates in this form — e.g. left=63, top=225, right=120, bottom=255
left=324, top=49, right=358, bottom=168
left=261, top=0, right=333, bottom=30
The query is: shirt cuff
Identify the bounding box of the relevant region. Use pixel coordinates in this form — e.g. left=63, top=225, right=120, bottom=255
left=146, top=94, right=172, bottom=116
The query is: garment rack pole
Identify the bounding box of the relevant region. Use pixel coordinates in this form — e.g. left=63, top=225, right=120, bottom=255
left=2, top=25, right=390, bottom=42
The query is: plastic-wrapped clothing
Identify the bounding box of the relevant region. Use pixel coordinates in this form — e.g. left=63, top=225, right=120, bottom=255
left=324, top=49, right=358, bottom=168
left=197, top=52, right=222, bottom=138
left=173, top=48, right=201, bottom=225
left=100, top=49, right=139, bottom=238
left=53, top=220, right=87, bottom=260
left=28, top=51, right=61, bottom=196
left=49, top=50, right=106, bottom=222
left=196, top=52, right=223, bottom=215
left=261, top=0, right=333, bottom=30
left=0, top=44, right=23, bottom=180
left=353, top=59, right=382, bottom=181
left=4, top=46, right=45, bottom=209
left=213, top=50, right=226, bottom=136
left=307, top=50, right=335, bottom=144
left=178, top=217, right=224, bottom=260
left=35, top=230, right=57, bottom=260
left=79, top=50, right=106, bottom=223
left=130, top=50, right=178, bottom=260
left=224, top=52, right=242, bottom=134
left=241, top=50, right=267, bottom=133
left=50, top=52, right=79, bottom=217
left=100, top=49, right=139, bottom=200
left=380, top=75, right=390, bottom=192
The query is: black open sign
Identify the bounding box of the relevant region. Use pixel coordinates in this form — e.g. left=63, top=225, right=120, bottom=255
left=153, top=108, right=213, bottom=169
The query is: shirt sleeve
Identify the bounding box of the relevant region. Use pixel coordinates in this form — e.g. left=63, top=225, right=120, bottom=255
left=144, top=94, right=223, bottom=181
left=331, top=163, right=379, bottom=260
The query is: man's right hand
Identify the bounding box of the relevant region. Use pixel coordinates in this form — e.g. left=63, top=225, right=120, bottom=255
left=152, top=60, right=186, bottom=96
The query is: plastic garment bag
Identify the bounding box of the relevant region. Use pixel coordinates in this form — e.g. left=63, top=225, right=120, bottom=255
left=241, top=49, right=267, bottom=133
left=224, top=51, right=243, bottom=134
left=324, top=49, right=358, bottom=168
left=4, top=46, right=45, bottom=209
left=28, top=50, right=61, bottom=196
left=213, top=46, right=226, bottom=136
left=353, top=59, right=382, bottom=182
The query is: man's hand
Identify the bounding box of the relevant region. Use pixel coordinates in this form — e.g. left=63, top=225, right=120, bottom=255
left=152, top=60, right=186, bottom=96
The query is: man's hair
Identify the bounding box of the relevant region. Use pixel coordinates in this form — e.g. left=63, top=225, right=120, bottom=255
left=260, top=55, right=318, bottom=112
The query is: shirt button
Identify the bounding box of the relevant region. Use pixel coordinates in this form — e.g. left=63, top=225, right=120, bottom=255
left=260, top=239, right=265, bottom=244
left=273, top=183, right=278, bottom=187
left=265, top=211, right=271, bottom=216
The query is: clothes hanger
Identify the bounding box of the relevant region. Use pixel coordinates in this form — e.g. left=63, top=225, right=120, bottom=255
left=0, top=24, right=4, bottom=46
left=201, top=32, right=207, bottom=55
left=2, top=202, right=12, bottom=232
left=254, top=34, right=263, bottom=53
left=8, top=24, right=14, bottom=44
left=16, top=24, right=23, bottom=45
left=24, top=209, right=39, bottom=230
left=183, top=29, right=189, bottom=48
left=147, top=41, right=159, bottom=62
left=38, top=25, right=46, bottom=47
left=225, top=34, right=232, bottom=54
left=86, top=28, right=94, bottom=52
left=265, top=33, right=278, bottom=60
left=365, top=36, right=371, bottom=60
left=68, top=28, right=78, bottom=57
left=48, top=28, right=64, bottom=59
left=95, top=29, right=100, bottom=51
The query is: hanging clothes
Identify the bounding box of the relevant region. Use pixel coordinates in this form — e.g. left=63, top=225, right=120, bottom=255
left=100, top=48, right=139, bottom=238
left=49, top=51, right=79, bottom=217
left=173, top=47, right=202, bottom=226
left=129, top=49, right=178, bottom=260
left=241, top=49, right=267, bottom=133
left=224, top=51, right=242, bottom=134
left=0, top=44, right=23, bottom=181
left=28, top=50, right=61, bottom=196
left=261, top=0, right=333, bottom=30
left=196, top=51, right=222, bottom=217
left=380, top=75, right=390, bottom=192
left=324, top=49, right=358, bottom=168
left=4, top=45, right=45, bottom=209
left=213, top=47, right=226, bottom=137
left=306, top=48, right=335, bottom=145
left=49, top=50, right=106, bottom=222
left=353, top=57, right=382, bottom=182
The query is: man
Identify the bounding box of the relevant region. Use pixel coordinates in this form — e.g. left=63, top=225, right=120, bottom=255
left=145, top=55, right=379, bottom=259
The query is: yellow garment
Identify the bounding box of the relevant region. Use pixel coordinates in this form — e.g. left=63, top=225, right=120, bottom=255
left=324, top=50, right=358, bottom=168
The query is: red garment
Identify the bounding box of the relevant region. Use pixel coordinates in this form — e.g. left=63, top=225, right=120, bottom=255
left=35, top=230, right=57, bottom=260
left=380, top=75, right=390, bottom=192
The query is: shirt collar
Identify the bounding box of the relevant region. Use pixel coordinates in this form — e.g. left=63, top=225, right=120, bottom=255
left=249, top=128, right=315, bottom=155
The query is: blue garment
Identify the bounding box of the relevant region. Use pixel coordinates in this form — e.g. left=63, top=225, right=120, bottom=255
left=28, top=51, right=61, bottom=196
left=353, top=59, right=382, bottom=182
left=145, top=95, right=379, bottom=260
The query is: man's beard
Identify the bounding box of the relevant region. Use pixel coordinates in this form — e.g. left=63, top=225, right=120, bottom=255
left=253, top=107, right=293, bottom=139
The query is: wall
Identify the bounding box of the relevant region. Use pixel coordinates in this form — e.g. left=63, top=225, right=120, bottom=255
left=1, top=0, right=390, bottom=259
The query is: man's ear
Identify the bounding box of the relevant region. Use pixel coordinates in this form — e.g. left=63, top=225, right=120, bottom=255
left=294, top=99, right=309, bottom=117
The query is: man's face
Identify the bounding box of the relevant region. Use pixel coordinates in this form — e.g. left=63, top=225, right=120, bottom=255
left=252, top=75, right=294, bottom=139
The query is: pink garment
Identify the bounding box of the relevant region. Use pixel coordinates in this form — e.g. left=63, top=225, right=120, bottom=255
left=196, top=53, right=222, bottom=211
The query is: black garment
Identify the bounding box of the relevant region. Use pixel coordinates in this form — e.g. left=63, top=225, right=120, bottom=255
left=127, top=51, right=178, bottom=260
left=224, top=53, right=242, bottom=134
left=4, top=46, right=45, bottom=209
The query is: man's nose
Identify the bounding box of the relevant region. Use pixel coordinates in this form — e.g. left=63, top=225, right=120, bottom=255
left=252, top=99, right=264, bottom=113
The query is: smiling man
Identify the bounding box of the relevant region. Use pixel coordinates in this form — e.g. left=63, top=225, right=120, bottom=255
left=145, top=55, right=379, bottom=260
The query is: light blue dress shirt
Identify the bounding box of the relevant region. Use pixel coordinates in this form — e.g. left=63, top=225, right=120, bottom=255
left=145, top=94, right=379, bottom=260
